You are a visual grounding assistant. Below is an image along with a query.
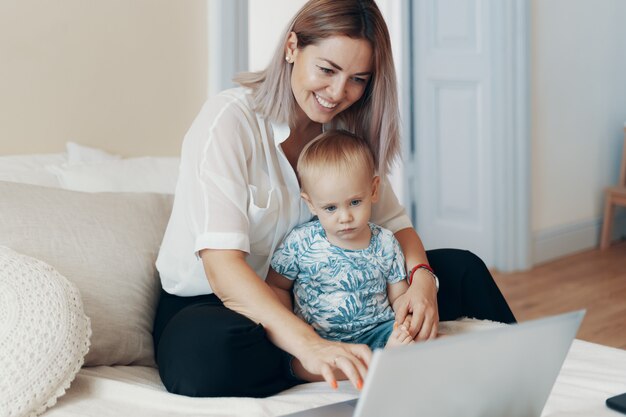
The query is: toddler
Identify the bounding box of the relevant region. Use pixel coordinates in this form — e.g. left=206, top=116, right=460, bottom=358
left=267, top=129, right=413, bottom=350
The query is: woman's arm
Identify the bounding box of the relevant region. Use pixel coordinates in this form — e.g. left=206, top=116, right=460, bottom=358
left=200, top=249, right=371, bottom=389
left=265, top=267, right=293, bottom=311
left=392, top=227, right=439, bottom=341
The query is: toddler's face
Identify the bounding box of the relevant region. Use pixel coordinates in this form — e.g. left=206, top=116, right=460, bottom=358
left=302, top=169, right=379, bottom=250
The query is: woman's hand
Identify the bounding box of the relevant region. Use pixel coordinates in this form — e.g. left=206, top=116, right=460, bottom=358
left=392, top=269, right=439, bottom=341
left=291, top=338, right=372, bottom=391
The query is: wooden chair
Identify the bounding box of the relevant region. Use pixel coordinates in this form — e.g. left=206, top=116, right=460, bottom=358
left=600, top=124, right=626, bottom=249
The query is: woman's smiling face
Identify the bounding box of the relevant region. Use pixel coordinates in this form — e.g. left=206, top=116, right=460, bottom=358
left=286, top=34, right=373, bottom=125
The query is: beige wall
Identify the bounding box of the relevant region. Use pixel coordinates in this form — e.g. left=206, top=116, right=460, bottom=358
left=0, top=0, right=207, bottom=157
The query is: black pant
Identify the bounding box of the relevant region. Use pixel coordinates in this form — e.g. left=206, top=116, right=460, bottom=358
left=153, top=249, right=515, bottom=398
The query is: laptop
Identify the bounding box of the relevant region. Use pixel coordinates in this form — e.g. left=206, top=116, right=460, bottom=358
left=281, top=310, right=585, bottom=417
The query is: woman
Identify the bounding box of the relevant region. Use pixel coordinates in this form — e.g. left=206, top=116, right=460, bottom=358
left=153, top=0, right=515, bottom=398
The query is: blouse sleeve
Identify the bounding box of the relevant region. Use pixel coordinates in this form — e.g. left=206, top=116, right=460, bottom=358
left=177, top=92, right=258, bottom=255
left=371, top=177, right=413, bottom=234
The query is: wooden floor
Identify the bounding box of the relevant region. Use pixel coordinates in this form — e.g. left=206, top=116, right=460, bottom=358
left=492, top=240, right=626, bottom=350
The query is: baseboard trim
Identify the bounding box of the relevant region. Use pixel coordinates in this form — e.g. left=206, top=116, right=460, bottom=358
left=532, top=210, right=626, bottom=266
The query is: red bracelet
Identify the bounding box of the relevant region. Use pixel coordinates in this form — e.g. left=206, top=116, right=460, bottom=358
left=408, top=263, right=434, bottom=286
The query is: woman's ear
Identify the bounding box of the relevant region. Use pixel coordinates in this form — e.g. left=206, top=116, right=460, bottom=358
left=285, top=31, right=299, bottom=61
left=371, top=176, right=381, bottom=203
left=301, top=191, right=316, bottom=214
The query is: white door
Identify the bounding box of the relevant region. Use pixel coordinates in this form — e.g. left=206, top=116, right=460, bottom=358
left=406, top=0, right=530, bottom=270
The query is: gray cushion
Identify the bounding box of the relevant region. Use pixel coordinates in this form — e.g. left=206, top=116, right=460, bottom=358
left=0, top=181, right=173, bottom=366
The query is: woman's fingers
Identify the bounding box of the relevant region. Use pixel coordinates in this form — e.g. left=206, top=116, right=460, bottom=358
left=320, top=363, right=338, bottom=390
left=348, top=347, right=369, bottom=383
left=414, top=313, right=433, bottom=341
left=331, top=343, right=371, bottom=390
left=409, top=307, right=425, bottom=336
left=413, top=309, right=439, bottom=341
left=333, top=356, right=363, bottom=390
left=350, top=343, right=373, bottom=367
left=300, top=340, right=372, bottom=390
left=429, top=321, right=439, bottom=340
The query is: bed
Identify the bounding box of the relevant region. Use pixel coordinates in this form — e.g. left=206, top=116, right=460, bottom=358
left=1, top=143, right=625, bottom=417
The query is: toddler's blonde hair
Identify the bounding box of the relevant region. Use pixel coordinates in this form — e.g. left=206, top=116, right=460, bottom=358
left=297, top=129, right=376, bottom=192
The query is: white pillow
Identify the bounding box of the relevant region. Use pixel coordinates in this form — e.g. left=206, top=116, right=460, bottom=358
left=0, top=142, right=118, bottom=189
left=66, top=141, right=121, bottom=164
left=0, top=153, right=67, bottom=187
left=0, top=246, right=91, bottom=417
left=47, top=157, right=180, bottom=194
left=0, top=181, right=173, bottom=366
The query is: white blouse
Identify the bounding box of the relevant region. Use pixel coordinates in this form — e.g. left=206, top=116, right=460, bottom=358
left=156, top=88, right=412, bottom=296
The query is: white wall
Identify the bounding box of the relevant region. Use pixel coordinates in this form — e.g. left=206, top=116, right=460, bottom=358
left=248, top=0, right=305, bottom=71
left=0, top=0, right=208, bottom=157
left=531, top=0, right=626, bottom=263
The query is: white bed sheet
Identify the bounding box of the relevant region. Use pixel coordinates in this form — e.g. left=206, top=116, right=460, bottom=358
left=44, top=338, right=626, bottom=417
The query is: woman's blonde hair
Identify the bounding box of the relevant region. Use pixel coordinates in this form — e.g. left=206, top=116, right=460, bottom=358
left=234, top=0, right=400, bottom=176
left=297, top=129, right=375, bottom=192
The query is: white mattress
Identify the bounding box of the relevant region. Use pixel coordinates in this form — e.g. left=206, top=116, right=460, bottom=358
left=44, top=331, right=626, bottom=416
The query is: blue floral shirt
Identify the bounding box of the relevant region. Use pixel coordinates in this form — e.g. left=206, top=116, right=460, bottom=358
left=270, top=220, right=406, bottom=342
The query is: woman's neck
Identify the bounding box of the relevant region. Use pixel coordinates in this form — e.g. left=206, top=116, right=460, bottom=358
left=291, top=108, right=323, bottom=142
left=291, top=122, right=322, bottom=143
left=281, top=119, right=322, bottom=176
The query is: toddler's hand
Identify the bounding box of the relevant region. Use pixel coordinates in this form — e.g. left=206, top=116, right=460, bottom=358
left=387, top=321, right=413, bottom=347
